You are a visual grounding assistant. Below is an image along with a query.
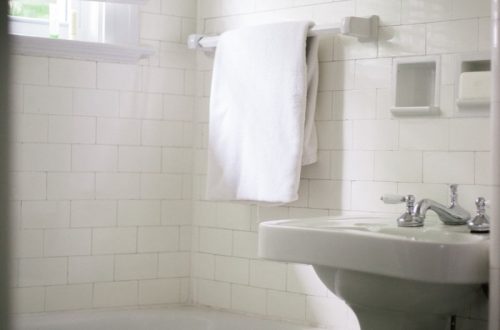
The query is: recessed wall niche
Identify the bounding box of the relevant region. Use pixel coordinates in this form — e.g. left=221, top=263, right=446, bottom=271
left=391, top=56, right=440, bottom=116
left=455, top=51, right=491, bottom=116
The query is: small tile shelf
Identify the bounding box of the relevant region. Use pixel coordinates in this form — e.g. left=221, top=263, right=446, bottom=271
left=455, top=52, right=491, bottom=116
left=11, top=34, right=154, bottom=63
left=391, top=56, right=440, bottom=116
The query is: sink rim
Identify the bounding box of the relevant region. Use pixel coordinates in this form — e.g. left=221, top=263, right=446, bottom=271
left=258, top=215, right=489, bottom=284
left=264, top=216, right=488, bottom=245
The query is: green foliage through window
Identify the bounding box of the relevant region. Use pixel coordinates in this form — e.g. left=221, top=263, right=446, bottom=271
left=9, top=1, right=49, bottom=20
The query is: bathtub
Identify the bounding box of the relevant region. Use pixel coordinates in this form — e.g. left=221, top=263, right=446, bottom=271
left=13, top=306, right=323, bottom=330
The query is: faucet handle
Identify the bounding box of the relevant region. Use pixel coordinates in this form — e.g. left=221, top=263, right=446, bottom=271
left=475, top=197, right=490, bottom=213
left=381, top=194, right=423, bottom=227
left=468, top=197, right=490, bottom=233
left=449, top=184, right=461, bottom=206
left=381, top=194, right=415, bottom=213
left=380, top=194, right=406, bottom=204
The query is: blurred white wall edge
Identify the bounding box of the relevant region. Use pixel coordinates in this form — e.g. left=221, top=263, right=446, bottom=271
left=0, top=1, right=11, bottom=329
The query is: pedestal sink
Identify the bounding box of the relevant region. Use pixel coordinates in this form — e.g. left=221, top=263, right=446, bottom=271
left=258, top=216, right=489, bottom=330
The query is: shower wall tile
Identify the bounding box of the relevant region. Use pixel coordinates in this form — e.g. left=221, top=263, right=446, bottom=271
left=452, top=0, right=491, bottom=19
left=11, top=0, right=195, bottom=314
left=21, top=201, right=70, bottom=229
left=12, top=114, right=49, bottom=143
left=73, top=89, right=120, bottom=117
left=68, top=256, right=114, bottom=283
left=97, top=63, right=143, bottom=91
left=139, top=278, right=181, bottom=305
left=96, top=173, right=141, bottom=199
left=214, top=256, right=249, bottom=285
left=11, top=173, right=46, bottom=201
left=93, top=281, right=138, bottom=308
left=426, top=19, right=479, bottom=54
left=267, top=290, right=306, bottom=321
left=114, top=254, right=158, bottom=280
left=43, top=229, right=92, bottom=257
left=12, top=230, right=43, bottom=258
left=137, top=226, right=180, bottom=252
left=47, top=173, right=95, bottom=200
left=196, top=279, right=231, bottom=309
left=449, top=118, right=491, bottom=151
left=92, top=227, right=137, bottom=255
left=158, top=252, right=191, bottom=277
left=119, top=92, right=163, bottom=119
left=45, top=284, right=93, bottom=311
left=378, top=24, right=427, bottom=57
left=18, top=258, right=67, bottom=287
left=12, top=287, right=45, bottom=313
left=72, top=145, right=118, bottom=172
left=249, top=260, right=287, bottom=290
left=401, top=0, right=452, bottom=24
left=48, top=116, right=96, bottom=144
left=71, top=201, right=117, bottom=228
left=423, top=152, right=475, bottom=184
left=231, top=284, right=267, bottom=315
left=11, top=56, right=49, bottom=85
left=49, top=59, right=96, bottom=88
left=118, top=200, right=162, bottom=226
left=96, top=118, right=142, bottom=145
left=24, top=86, right=72, bottom=115
left=17, top=144, right=71, bottom=172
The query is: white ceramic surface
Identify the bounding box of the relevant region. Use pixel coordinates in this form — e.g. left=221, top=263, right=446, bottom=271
left=258, top=216, right=489, bottom=284
left=13, top=306, right=320, bottom=330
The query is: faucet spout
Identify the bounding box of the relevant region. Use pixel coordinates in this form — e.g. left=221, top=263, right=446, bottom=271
left=413, top=198, right=471, bottom=225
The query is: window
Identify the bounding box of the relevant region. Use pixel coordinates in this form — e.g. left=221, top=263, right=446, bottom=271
left=9, top=0, right=69, bottom=39
left=9, top=0, right=152, bottom=63
left=9, top=0, right=51, bottom=20
left=9, top=0, right=139, bottom=45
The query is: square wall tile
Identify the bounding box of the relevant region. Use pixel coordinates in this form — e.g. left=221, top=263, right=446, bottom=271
left=93, top=281, right=138, bottom=308
left=250, top=260, right=287, bottom=291
left=267, top=290, right=306, bottom=321
left=68, top=256, right=114, bottom=283
left=118, top=200, right=161, bottom=226
left=427, top=19, right=478, bottom=54
left=92, top=228, right=137, bottom=255
left=231, top=285, right=267, bottom=315
left=49, top=58, right=96, bottom=88
left=139, top=279, right=181, bottom=305
left=215, top=256, right=249, bottom=285
left=138, top=226, right=179, bottom=252
left=44, top=228, right=91, bottom=257
left=71, top=201, right=117, bottom=228
left=196, top=279, right=231, bottom=309
left=115, top=253, right=158, bottom=280
left=45, top=284, right=93, bottom=311
left=18, top=258, right=67, bottom=287
left=423, top=152, right=475, bottom=184
left=22, top=201, right=70, bottom=229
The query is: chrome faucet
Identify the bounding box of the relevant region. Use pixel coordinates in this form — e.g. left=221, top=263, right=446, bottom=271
left=381, top=184, right=471, bottom=227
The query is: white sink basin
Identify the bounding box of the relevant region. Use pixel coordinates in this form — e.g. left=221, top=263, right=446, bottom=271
left=258, top=216, right=489, bottom=284
left=258, top=216, right=489, bottom=329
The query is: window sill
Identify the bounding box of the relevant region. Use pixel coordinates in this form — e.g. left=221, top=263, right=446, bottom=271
left=10, top=34, right=154, bottom=63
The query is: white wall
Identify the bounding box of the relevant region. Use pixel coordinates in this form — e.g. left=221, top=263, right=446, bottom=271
left=9, top=0, right=197, bottom=313
left=9, top=0, right=493, bottom=328
left=192, top=0, right=491, bottom=329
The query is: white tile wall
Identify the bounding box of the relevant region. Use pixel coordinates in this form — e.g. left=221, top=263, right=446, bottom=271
left=11, top=2, right=195, bottom=310
left=191, top=1, right=491, bottom=328
left=11, top=0, right=491, bottom=327
left=93, top=281, right=138, bottom=308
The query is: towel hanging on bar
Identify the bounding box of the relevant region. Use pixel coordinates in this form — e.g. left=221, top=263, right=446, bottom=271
left=205, top=21, right=319, bottom=204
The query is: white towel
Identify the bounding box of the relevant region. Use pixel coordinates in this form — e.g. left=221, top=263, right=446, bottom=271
left=206, top=21, right=319, bottom=204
